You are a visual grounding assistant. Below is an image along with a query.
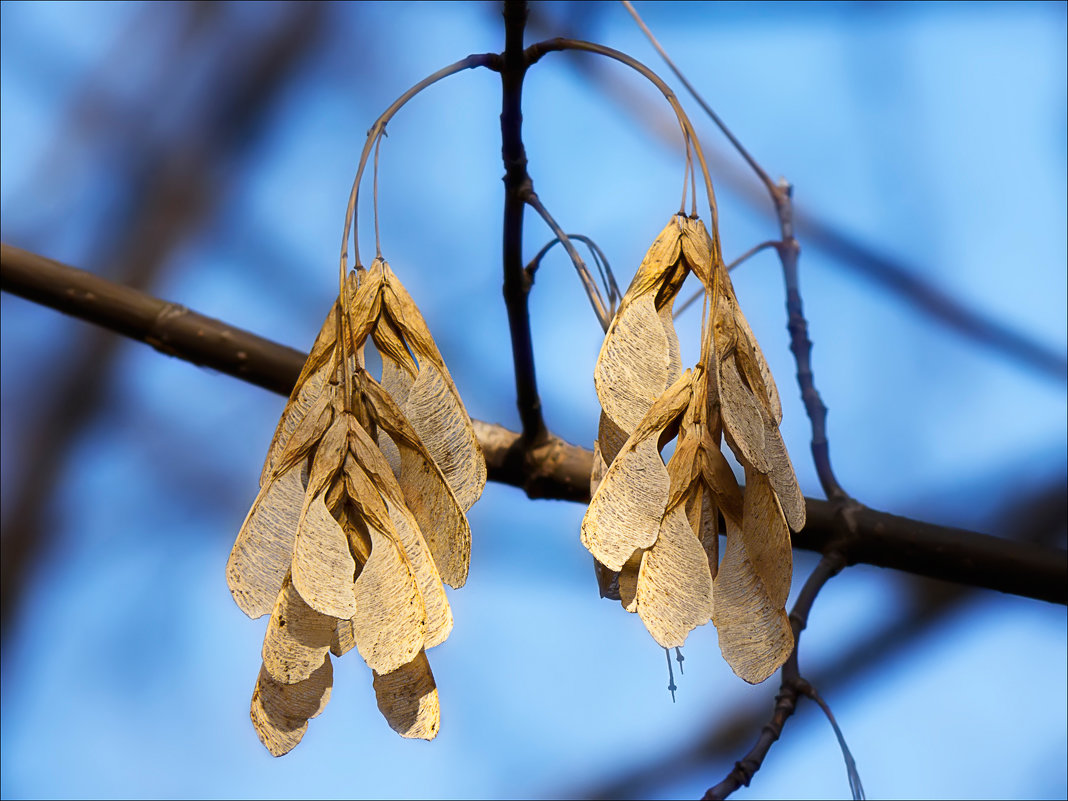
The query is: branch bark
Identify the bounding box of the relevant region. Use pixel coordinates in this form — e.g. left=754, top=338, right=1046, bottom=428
left=2, top=242, right=1065, bottom=606
left=499, top=0, right=548, bottom=446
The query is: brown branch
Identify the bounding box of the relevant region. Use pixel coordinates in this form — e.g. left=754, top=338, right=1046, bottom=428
left=499, top=0, right=548, bottom=447
left=2, top=243, right=1065, bottom=606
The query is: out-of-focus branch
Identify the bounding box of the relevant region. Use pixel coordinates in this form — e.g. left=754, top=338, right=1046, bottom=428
left=0, top=2, right=326, bottom=639
left=527, top=5, right=1068, bottom=383
left=3, top=244, right=1066, bottom=607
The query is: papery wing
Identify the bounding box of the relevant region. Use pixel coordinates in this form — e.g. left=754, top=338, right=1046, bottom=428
left=380, top=264, right=487, bottom=510
left=372, top=650, right=440, bottom=741
left=741, top=467, right=792, bottom=609
left=351, top=524, right=426, bottom=675
left=636, top=503, right=714, bottom=648
left=250, top=657, right=333, bottom=757
left=761, top=424, right=806, bottom=532
left=718, top=354, right=769, bottom=472
left=291, top=489, right=358, bottom=619
left=712, top=518, right=793, bottom=684
left=594, top=293, right=678, bottom=433
left=227, top=464, right=305, bottom=619
left=359, top=374, right=471, bottom=588
left=262, top=574, right=334, bottom=685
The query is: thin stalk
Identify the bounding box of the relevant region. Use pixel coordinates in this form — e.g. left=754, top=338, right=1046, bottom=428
left=526, top=38, right=718, bottom=230
left=525, top=193, right=611, bottom=331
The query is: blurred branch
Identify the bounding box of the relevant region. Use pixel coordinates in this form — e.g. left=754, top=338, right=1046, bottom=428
left=0, top=1, right=326, bottom=640
left=527, top=6, right=1068, bottom=383
left=3, top=243, right=1066, bottom=607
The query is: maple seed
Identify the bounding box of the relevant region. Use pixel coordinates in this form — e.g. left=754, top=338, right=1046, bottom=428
left=228, top=257, right=485, bottom=754
left=585, top=214, right=805, bottom=685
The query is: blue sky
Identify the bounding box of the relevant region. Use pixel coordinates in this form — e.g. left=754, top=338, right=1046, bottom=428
left=1, top=2, right=1065, bottom=799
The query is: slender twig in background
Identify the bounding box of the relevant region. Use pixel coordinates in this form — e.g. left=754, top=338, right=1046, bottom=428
left=622, top=1, right=776, bottom=196
left=526, top=233, right=620, bottom=314
left=704, top=554, right=856, bottom=801
left=526, top=5, right=1067, bottom=383
left=3, top=244, right=1065, bottom=609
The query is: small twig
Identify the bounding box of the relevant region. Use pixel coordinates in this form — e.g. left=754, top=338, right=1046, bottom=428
left=674, top=239, right=781, bottom=319
left=524, top=192, right=612, bottom=331
left=704, top=553, right=847, bottom=800
left=526, top=233, right=620, bottom=312
left=621, top=1, right=776, bottom=198
left=499, top=0, right=547, bottom=446
left=798, top=680, right=866, bottom=800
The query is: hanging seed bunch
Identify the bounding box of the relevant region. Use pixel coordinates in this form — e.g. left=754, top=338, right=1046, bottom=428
left=227, top=257, right=486, bottom=755
left=582, top=213, right=805, bottom=684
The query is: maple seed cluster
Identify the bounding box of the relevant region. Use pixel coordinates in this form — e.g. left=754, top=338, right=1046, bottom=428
left=583, top=214, right=806, bottom=684
left=227, top=258, right=486, bottom=756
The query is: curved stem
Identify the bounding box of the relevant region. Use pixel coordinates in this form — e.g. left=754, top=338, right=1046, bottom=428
left=372, top=129, right=384, bottom=259
left=526, top=38, right=720, bottom=232
left=337, top=51, right=499, bottom=288
left=527, top=233, right=619, bottom=311
left=334, top=51, right=498, bottom=414
left=622, top=0, right=777, bottom=198
left=525, top=193, right=612, bottom=331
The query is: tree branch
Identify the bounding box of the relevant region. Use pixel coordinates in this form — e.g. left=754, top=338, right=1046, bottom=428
left=2, top=243, right=1065, bottom=606
left=499, top=0, right=548, bottom=447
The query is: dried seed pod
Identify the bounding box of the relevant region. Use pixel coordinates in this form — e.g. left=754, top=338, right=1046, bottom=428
left=636, top=503, right=714, bottom=647
left=357, top=372, right=471, bottom=588
left=261, top=574, right=334, bottom=685
left=712, top=515, right=793, bottom=684
left=593, top=218, right=687, bottom=437
left=582, top=371, right=692, bottom=572
left=586, top=212, right=805, bottom=681
left=230, top=251, right=488, bottom=752
left=351, top=522, right=426, bottom=675
left=228, top=465, right=306, bottom=619
left=251, top=658, right=333, bottom=757
left=377, top=261, right=486, bottom=512
left=372, top=650, right=440, bottom=740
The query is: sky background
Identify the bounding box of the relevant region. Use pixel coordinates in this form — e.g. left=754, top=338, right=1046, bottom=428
left=1, top=1, right=1065, bottom=799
